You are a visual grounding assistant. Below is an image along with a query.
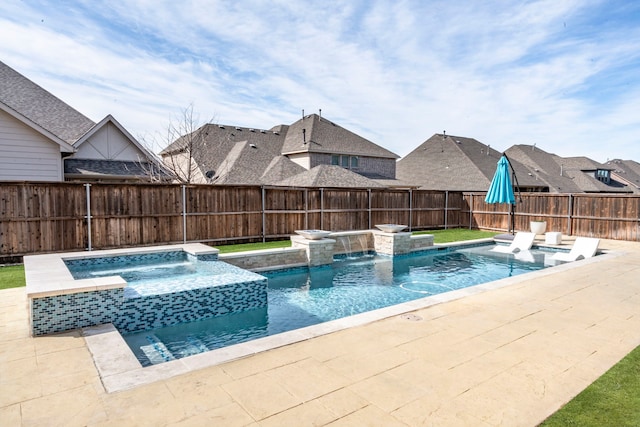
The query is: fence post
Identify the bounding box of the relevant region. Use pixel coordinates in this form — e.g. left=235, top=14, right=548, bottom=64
left=469, top=194, right=473, bottom=229
left=84, top=183, right=92, bottom=251
left=304, top=188, right=308, bottom=230
left=261, top=186, right=266, bottom=243
left=568, top=194, right=573, bottom=236
left=181, top=185, right=187, bottom=243
left=368, top=189, right=372, bottom=230
left=409, top=189, right=413, bottom=231
left=444, top=190, right=449, bottom=230
left=320, top=188, right=324, bottom=230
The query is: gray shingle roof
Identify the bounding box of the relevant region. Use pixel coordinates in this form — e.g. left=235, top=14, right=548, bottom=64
left=273, top=165, right=385, bottom=188
left=281, top=114, right=398, bottom=159
left=0, top=61, right=95, bottom=144
left=162, top=115, right=399, bottom=186
left=506, top=145, right=583, bottom=193
left=64, top=159, right=170, bottom=179
left=507, top=145, right=631, bottom=193
left=260, top=155, right=307, bottom=184
left=166, top=124, right=287, bottom=184
left=207, top=139, right=288, bottom=185
left=606, top=159, right=640, bottom=192
left=396, top=134, right=545, bottom=191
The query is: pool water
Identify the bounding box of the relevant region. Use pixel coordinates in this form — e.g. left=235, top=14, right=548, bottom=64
left=123, top=244, right=555, bottom=366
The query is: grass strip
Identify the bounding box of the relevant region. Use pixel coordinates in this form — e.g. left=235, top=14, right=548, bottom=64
left=0, top=265, right=26, bottom=290
left=540, top=345, right=640, bottom=426
left=213, top=240, right=291, bottom=253
left=414, top=228, right=499, bottom=243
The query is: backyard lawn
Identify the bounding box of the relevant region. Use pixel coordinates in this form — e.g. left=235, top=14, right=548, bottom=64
left=0, top=264, right=25, bottom=290
left=1, top=229, right=638, bottom=424
left=540, top=345, right=640, bottom=426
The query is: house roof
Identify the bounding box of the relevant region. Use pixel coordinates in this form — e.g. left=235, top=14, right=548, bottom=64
left=281, top=114, right=399, bottom=159
left=396, top=134, right=545, bottom=191
left=177, top=124, right=286, bottom=184
left=64, top=159, right=168, bottom=180
left=273, top=165, right=386, bottom=188
left=507, top=145, right=631, bottom=193
left=606, top=159, right=640, bottom=191
left=0, top=61, right=94, bottom=147
left=161, top=115, right=399, bottom=186
left=260, top=155, right=307, bottom=184
left=1, top=61, right=165, bottom=182
left=505, top=145, right=583, bottom=193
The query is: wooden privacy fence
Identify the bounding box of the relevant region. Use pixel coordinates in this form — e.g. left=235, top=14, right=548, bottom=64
left=0, top=183, right=462, bottom=257
left=1, top=182, right=639, bottom=258
left=466, top=193, right=640, bottom=242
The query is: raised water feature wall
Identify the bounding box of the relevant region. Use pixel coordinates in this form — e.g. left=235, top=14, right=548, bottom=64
left=291, top=236, right=336, bottom=267
left=331, top=231, right=375, bottom=256
left=290, top=228, right=435, bottom=266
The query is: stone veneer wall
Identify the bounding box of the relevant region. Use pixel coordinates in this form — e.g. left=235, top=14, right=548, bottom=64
left=291, top=236, right=336, bottom=266
left=374, top=232, right=412, bottom=255
left=221, top=248, right=308, bottom=271
left=410, top=234, right=435, bottom=251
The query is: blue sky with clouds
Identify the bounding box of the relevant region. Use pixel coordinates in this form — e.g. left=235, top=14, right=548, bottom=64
left=1, top=0, right=639, bottom=162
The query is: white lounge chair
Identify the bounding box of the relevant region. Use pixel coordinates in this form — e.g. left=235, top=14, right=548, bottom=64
left=514, top=250, right=536, bottom=262
left=491, top=232, right=535, bottom=253
left=552, top=237, right=600, bottom=261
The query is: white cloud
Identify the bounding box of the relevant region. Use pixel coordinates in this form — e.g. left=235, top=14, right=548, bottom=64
left=1, top=0, right=639, bottom=162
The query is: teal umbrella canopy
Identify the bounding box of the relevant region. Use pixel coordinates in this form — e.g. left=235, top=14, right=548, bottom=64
left=485, top=155, right=515, bottom=204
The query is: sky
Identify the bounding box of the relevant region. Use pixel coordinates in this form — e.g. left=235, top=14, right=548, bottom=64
left=1, top=0, right=639, bottom=162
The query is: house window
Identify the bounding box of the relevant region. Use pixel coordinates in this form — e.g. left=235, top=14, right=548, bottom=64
left=331, top=154, right=359, bottom=170
left=596, top=169, right=611, bottom=184
left=596, top=169, right=610, bottom=184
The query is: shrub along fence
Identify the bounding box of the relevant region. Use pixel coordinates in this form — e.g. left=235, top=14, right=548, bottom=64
left=0, top=182, right=638, bottom=258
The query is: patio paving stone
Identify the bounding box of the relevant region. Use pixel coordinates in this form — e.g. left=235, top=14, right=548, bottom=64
left=0, top=238, right=639, bottom=425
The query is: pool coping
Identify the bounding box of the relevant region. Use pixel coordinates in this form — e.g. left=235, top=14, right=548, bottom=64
left=83, top=242, right=621, bottom=393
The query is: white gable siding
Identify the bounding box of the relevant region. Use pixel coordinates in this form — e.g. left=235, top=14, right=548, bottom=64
left=287, top=153, right=311, bottom=170
left=75, top=122, right=146, bottom=161
left=0, top=109, right=63, bottom=181
left=162, top=152, right=204, bottom=183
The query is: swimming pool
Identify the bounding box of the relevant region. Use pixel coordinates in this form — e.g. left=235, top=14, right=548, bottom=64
left=123, top=244, right=558, bottom=366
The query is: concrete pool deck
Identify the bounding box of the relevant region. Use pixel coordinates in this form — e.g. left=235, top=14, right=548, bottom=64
left=1, top=238, right=640, bottom=426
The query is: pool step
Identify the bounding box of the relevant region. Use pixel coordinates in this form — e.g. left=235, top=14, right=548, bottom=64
left=177, top=336, right=209, bottom=358
left=140, top=334, right=176, bottom=365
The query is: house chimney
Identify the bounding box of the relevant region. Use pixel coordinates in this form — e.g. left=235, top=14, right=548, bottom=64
left=319, top=108, right=322, bottom=121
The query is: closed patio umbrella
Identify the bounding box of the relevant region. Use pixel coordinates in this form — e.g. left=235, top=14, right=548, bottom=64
left=486, top=155, right=517, bottom=233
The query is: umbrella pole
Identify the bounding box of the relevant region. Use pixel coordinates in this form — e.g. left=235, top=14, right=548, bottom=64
left=510, top=203, right=515, bottom=234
